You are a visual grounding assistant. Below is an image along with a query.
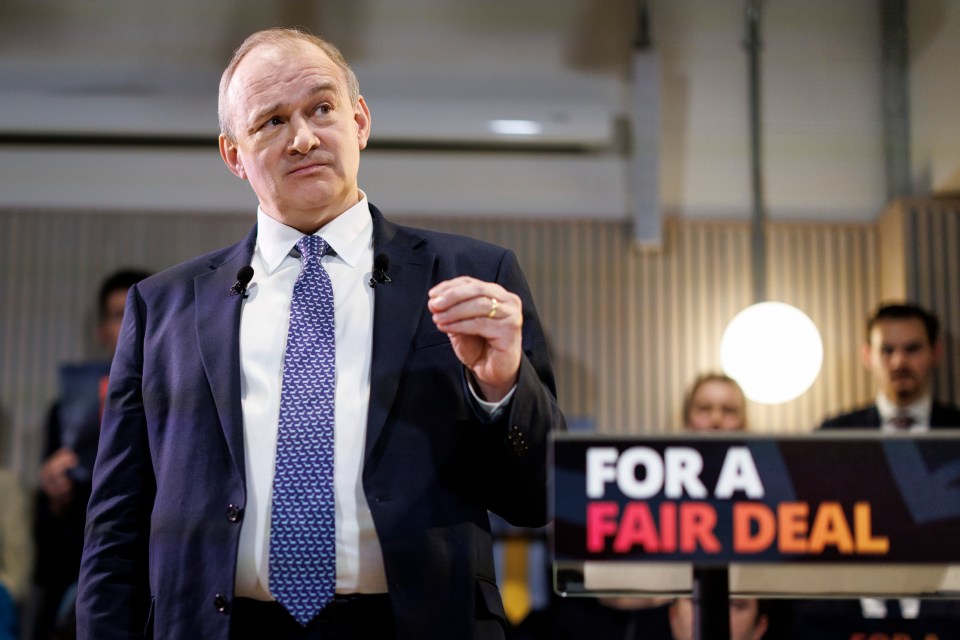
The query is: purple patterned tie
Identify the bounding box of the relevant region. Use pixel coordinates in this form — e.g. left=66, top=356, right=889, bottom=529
left=270, top=235, right=336, bottom=626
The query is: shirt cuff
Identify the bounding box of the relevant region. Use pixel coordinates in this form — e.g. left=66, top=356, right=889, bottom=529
left=465, top=371, right=517, bottom=421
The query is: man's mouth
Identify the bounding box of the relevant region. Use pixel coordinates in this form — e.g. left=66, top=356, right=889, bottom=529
left=287, top=160, right=327, bottom=176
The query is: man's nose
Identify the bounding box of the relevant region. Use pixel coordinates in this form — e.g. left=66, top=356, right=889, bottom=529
left=288, top=116, right=319, bottom=155
left=889, top=349, right=906, bottom=368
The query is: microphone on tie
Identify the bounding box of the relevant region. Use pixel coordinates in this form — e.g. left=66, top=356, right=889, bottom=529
left=230, top=266, right=255, bottom=298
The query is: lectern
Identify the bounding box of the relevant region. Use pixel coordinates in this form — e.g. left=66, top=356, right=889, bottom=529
left=551, top=432, right=960, bottom=639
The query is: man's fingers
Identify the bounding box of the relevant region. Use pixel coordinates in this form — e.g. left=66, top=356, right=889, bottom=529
left=429, top=279, right=520, bottom=331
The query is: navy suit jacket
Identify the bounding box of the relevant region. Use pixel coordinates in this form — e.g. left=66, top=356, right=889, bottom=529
left=77, top=205, right=564, bottom=640
left=820, top=401, right=960, bottom=430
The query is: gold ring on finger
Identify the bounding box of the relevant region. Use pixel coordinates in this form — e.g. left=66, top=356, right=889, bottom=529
left=488, top=297, right=499, bottom=319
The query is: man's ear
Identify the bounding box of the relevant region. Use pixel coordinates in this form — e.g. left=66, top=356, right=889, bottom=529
left=355, top=96, right=371, bottom=151
left=932, top=339, right=944, bottom=366
left=752, top=614, right=769, bottom=640
left=219, top=134, right=247, bottom=180
left=860, top=342, right=873, bottom=371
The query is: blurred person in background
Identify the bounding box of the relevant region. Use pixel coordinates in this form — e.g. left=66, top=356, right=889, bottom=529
left=29, top=269, right=150, bottom=640
left=669, top=597, right=768, bottom=640
left=668, top=373, right=774, bottom=639
left=683, top=373, right=748, bottom=432
left=798, top=302, right=960, bottom=638
left=820, top=302, right=960, bottom=432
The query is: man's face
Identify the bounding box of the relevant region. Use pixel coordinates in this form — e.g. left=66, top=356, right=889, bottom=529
left=669, top=598, right=767, bottom=640
left=863, top=318, right=939, bottom=407
left=219, top=41, right=371, bottom=233
left=686, top=380, right=746, bottom=431
left=729, top=598, right=767, bottom=640
left=97, top=289, right=128, bottom=356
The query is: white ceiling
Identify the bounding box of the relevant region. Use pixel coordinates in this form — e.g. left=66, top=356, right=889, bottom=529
left=0, top=0, right=629, bottom=147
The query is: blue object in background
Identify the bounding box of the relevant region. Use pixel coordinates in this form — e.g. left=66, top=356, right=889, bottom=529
left=0, top=584, right=19, bottom=640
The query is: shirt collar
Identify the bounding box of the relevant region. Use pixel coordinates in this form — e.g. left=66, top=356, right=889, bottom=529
left=876, top=391, right=933, bottom=426
left=255, top=191, right=372, bottom=275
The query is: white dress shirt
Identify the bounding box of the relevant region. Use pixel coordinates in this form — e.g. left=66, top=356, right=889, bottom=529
left=877, top=392, right=933, bottom=433
left=232, top=194, right=513, bottom=601
left=234, top=196, right=388, bottom=599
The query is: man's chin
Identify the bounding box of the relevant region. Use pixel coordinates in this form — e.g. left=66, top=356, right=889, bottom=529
left=893, top=386, right=919, bottom=403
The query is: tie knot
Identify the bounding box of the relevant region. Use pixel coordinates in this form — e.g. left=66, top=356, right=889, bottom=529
left=296, top=235, right=329, bottom=261
left=892, top=413, right=915, bottom=430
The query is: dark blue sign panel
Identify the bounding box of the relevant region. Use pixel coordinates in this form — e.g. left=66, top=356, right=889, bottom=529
left=552, top=433, right=960, bottom=564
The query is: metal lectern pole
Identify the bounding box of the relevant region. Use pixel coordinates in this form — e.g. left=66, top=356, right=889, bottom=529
left=692, top=566, right=730, bottom=640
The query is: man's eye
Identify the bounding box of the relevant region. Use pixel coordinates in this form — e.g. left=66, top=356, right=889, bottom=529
left=315, top=104, right=331, bottom=115
left=268, top=116, right=284, bottom=126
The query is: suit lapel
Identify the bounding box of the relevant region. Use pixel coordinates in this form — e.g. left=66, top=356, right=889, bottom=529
left=930, top=403, right=960, bottom=429
left=365, top=206, right=434, bottom=459
left=195, top=226, right=257, bottom=482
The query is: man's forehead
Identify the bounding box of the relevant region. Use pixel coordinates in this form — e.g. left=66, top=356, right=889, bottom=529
left=231, top=41, right=343, bottom=95
left=870, top=318, right=929, bottom=345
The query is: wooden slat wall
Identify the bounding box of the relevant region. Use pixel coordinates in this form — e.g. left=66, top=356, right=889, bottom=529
left=756, top=223, right=878, bottom=433
left=897, top=199, right=960, bottom=405
left=400, top=215, right=878, bottom=436
left=0, top=209, right=880, bottom=479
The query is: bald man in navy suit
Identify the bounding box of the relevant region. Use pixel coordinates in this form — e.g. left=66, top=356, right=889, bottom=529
left=77, top=28, right=564, bottom=640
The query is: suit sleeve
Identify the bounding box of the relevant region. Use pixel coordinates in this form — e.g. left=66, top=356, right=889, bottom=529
left=76, top=285, right=155, bottom=639
left=466, top=249, right=565, bottom=527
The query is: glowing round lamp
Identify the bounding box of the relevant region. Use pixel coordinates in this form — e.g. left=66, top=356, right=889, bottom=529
left=720, top=302, right=823, bottom=404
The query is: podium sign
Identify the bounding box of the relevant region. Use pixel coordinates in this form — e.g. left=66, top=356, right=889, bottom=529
left=553, top=432, right=960, bottom=566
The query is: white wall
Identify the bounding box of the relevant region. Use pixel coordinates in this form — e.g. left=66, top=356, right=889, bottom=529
left=654, top=0, right=885, bottom=221
left=909, top=0, right=960, bottom=195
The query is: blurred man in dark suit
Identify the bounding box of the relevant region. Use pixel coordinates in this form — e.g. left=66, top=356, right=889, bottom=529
left=811, top=302, right=960, bottom=636
left=820, top=302, right=960, bottom=432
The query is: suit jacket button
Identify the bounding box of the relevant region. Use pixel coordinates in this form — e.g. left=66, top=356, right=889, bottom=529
left=214, top=594, right=229, bottom=613
left=226, top=504, right=243, bottom=523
